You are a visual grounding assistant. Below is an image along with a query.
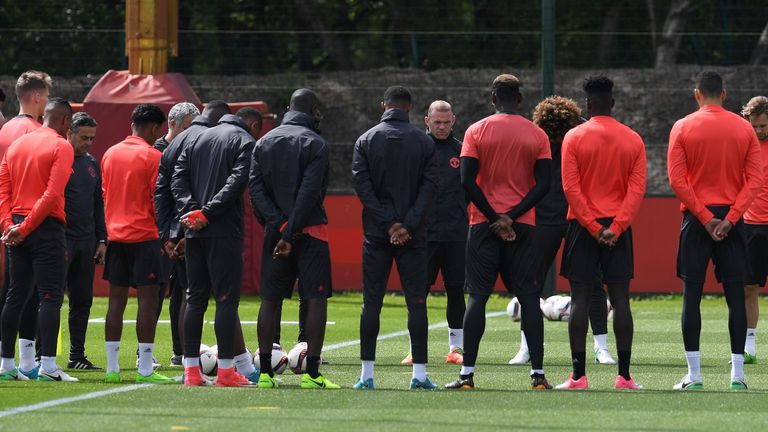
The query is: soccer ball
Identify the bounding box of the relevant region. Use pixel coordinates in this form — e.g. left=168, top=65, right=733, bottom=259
left=542, top=295, right=558, bottom=321
left=199, top=350, right=218, bottom=376
left=210, top=345, right=218, bottom=355
left=253, top=343, right=289, bottom=374
left=607, top=299, right=614, bottom=321
left=199, top=344, right=211, bottom=355
left=552, top=295, right=571, bottom=321
left=288, top=342, right=309, bottom=374
left=506, top=297, right=522, bottom=322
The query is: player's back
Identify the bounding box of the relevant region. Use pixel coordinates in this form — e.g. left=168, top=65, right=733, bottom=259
left=0, top=115, right=40, bottom=159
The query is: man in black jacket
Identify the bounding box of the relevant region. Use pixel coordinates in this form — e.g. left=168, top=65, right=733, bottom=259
left=155, top=100, right=229, bottom=367
left=64, top=112, right=106, bottom=370
left=171, top=108, right=260, bottom=387
left=249, top=88, right=339, bottom=389
left=352, top=86, right=438, bottom=390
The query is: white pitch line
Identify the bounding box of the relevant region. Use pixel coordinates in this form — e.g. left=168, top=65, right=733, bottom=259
left=87, top=319, right=336, bottom=325
left=0, top=310, right=507, bottom=419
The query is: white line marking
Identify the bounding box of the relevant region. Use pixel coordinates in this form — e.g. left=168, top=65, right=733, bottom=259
left=87, top=319, right=336, bottom=325
left=0, top=311, right=506, bottom=418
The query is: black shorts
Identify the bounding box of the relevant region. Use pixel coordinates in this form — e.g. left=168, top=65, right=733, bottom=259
left=676, top=206, right=748, bottom=284
left=184, top=237, right=242, bottom=306
left=560, top=218, right=634, bottom=284
left=260, top=229, right=332, bottom=302
left=745, top=223, right=768, bottom=287
left=465, top=221, right=536, bottom=296
left=427, top=241, right=466, bottom=287
left=531, top=224, right=567, bottom=288
left=103, top=240, right=165, bottom=287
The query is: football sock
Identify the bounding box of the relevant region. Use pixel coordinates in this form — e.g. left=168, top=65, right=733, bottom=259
left=745, top=328, right=756, bottom=356
left=462, top=294, right=489, bottom=368
left=448, top=328, right=463, bottom=352
left=106, top=341, right=121, bottom=374
left=137, top=343, right=155, bottom=376
left=259, top=353, right=273, bottom=376
left=593, top=334, right=608, bottom=352
left=723, top=281, right=747, bottom=355
left=361, top=360, right=374, bottom=380
left=1, top=357, right=16, bottom=371
left=459, top=365, right=474, bottom=376
left=40, top=356, right=56, bottom=373
left=519, top=293, right=544, bottom=370
left=18, top=338, right=36, bottom=371
left=412, top=363, right=426, bottom=381
left=519, top=330, right=529, bottom=352
left=731, top=353, right=745, bottom=381
left=218, top=358, right=234, bottom=369
left=306, top=356, right=321, bottom=378
left=571, top=351, right=586, bottom=380
left=685, top=351, right=702, bottom=381
left=184, top=357, right=199, bottom=368
left=530, top=368, right=544, bottom=376
left=618, top=350, right=631, bottom=380
left=235, top=352, right=256, bottom=376
left=681, top=281, right=704, bottom=351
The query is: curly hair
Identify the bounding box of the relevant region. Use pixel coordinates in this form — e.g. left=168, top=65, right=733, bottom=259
left=742, top=96, right=768, bottom=118
left=532, top=96, right=582, bottom=141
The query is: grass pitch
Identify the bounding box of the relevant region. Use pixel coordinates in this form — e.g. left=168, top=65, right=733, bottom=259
left=1, top=293, right=767, bottom=431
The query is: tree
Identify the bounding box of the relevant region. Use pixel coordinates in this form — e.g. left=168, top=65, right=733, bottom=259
left=751, top=20, right=768, bottom=65
left=654, top=0, right=697, bottom=67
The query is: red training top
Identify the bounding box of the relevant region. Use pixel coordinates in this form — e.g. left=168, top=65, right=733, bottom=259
left=101, top=136, right=162, bottom=243
left=668, top=105, right=763, bottom=225
left=460, top=113, right=551, bottom=226
left=0, top=126, right=74, bottom=236
left=561, top=116, right=647, bottom=237
left=0, top=115, right=41, bottom=160
left=744, top=139, right=768, bottom=224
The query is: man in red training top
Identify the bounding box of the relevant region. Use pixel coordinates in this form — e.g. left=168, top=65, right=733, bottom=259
left=740, top=96, right=768, bottom=364
left=668, top=71, right=763, bottom=391
left=0, top=98, right=75, bottom=382
left=0, top=70, right=53, bottom=379
left=556, top=76, right=647, bottom=391
left=101, top=104, right=173, bottom=385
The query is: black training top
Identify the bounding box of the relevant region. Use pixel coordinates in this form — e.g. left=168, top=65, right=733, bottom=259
left=427, top=132, right=468, bottom=242
left=535, top=138, right=568, bottom=226
left=64, top=153, right=107, bottom=242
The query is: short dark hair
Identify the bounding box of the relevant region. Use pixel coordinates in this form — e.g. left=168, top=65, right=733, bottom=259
left=46, top=97, right=72, bottom=113
left=695, top=71, right=724, bottom=98
left=583, top=76, right=614, bottom=96
left=236, top=107, right=262, bottom=126
left=202, top=100, right=231, bottom=124
left=70, top=112, right=98, bottom=132
left=383, top=86, right=411, bottom=106
left=131, top=103, right=166, bottom=128
left=492, top=74, right=521, bottom=102
left=16, top=70, right=53, bottom=100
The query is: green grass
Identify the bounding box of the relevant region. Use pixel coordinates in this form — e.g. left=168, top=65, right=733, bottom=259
left=2, top=294, right=768, bottom=431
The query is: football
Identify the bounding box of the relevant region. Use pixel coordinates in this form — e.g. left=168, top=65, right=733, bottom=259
left=199, top=350, right=218, bottom=376
left=552, top=295, right=572, bottom=321
left=506, top=297, right=522, bottom=321
left=287, top=342, right=309, bottom=374
left=253, top=343, right=289, bottom=374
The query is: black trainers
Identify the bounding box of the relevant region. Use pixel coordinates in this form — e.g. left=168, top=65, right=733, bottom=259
left=445, top=374, right=475, bottom=390
left=67, top=357, right=102, bottom=370
left=530, top=373, right=552, bottom=390
left=169, top=354, right=183, bottom=367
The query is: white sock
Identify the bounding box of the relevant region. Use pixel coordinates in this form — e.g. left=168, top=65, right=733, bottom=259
left=361, top=360, right=374, bottom=380
left=235, top=352, right=256, bottom=376
left=593, top=334, right=608, bottom=352
left=18, top=338, right=36, bottom=371
left=745, top=328, right=756, bottom=356
left=531, top=368, right=544, bottom=376
left=685, top=351, right=702, bottom=381
left=731, top=353, right=745, bottom=381
left=40, top=356, right=57, bottom=373
left=1, top=357, right=16, bottom=371
left=412, top=363, right=427, bottom=381
left=106, top=341, right=121, bottom=374
left=519, top=330, right=529, bottom=352
left=218, top=358, right=234, bottom=369
left=184, top=357, right=199, bottom=368
left=448, top=328, right=463, bottom=352
left=460, top=366, right=474, bottom=376
left=137, top=343, right=154, bottom=377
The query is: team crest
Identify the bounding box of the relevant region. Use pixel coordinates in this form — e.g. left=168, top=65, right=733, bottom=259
left=449, top=157, right=460, bottom=169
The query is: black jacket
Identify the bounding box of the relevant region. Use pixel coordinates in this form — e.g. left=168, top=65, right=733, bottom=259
left=352, top=108, right=437, bottom=241
left=427, top=132, right=468, bottom=242
left=535, top=139, right=568, bottom=225
left=155, top=115, right=213, bottom=241
left=153, top=136, right=170, bottom=152
left=171, top=114, right=255, bottom=239
left=249, top=111, right=329, bottom=239
left=64, top=153, right=107, bottom=242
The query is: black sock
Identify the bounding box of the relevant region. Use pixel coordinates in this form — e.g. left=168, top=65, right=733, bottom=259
left=571, top=352, right=586, bottom=379
left=259, top=354, right=273, bottom=376
left=618, top=350, right=631, bottom=380
left=460, top=372, right=473, bottom=380
left=306, top=356, right=321, bottom=378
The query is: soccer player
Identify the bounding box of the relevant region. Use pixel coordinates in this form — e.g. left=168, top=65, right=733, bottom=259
left=740, top=95, right=768, bottom=364
left=0, top=98, right=76, bottom=382
left=173, top=108, right=261, bottom=387
left=400, top=100, right=466, bottom=366
left=444, top=74, right=552, bottom=391
left=64, top=112, right=106, bottom=370
left=668, top=71, right=763, bottom=391
left=556, top=77, right=646, bottom=390
left=249, top=88, right=339, bottom=389
left=510, top=96, right=617, bottom=366
left=101, top=104, right=174, bottom=384
left=0, top=71, right=52, bottom=377
left=0, top=88, right=5, bottom=128
left=352, top=86, right=438, bottom=390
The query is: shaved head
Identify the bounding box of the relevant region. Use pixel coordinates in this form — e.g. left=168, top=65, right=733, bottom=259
left=428, top=100, right=453, bottom=116
left=43, top=97, right=73, bottom=137
left=289, top=88, right=319, bottom=115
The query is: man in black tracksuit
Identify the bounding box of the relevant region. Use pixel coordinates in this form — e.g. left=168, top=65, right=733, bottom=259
left=63, top=112, right=106, bottom=370
left=249, top=88, right=338, bottom=389
left=171, top=110, right=260, bottom=386
left=352, top=86, right=438, bottom=390
left=155, top=101, right=229, bottom=366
